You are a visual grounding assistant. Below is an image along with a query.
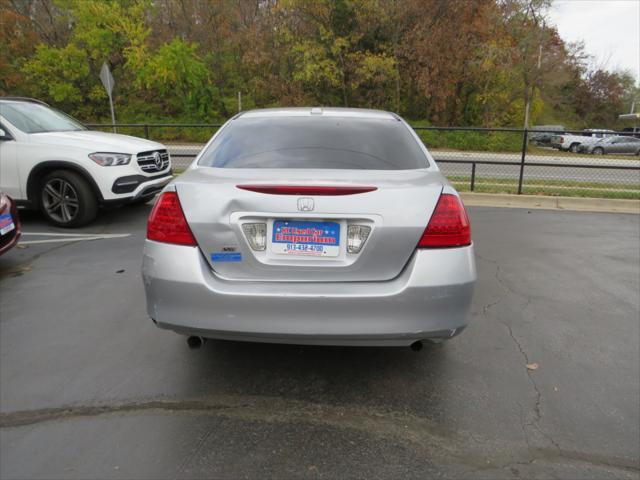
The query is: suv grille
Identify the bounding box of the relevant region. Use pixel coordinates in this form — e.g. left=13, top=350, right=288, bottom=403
left=137, top=150, right=170, bottom=173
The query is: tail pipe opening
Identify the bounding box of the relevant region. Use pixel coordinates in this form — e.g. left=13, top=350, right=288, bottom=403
left=187, top=336, right=206, bottom=350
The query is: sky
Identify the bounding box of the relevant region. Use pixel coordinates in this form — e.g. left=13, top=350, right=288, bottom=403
left=549, top=0, right=640, bottom=86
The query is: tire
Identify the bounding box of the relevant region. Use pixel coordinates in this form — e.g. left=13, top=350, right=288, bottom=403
left=40, top=170, right=98, bottom=227
left=569, top=143, right=580, bottom=153
left=592, top=147, right=604, bottom=155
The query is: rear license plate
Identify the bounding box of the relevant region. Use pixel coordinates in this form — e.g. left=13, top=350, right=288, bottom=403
left=272, top=220, right=340, bottom=257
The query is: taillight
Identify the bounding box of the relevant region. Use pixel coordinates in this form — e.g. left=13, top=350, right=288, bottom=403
left=147, top=192, right=197, bottom=246
left=418, top=194, right=471, bottom=248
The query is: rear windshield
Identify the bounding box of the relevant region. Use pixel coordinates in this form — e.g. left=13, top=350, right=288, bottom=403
left=198, top=116, right=429, bottom=170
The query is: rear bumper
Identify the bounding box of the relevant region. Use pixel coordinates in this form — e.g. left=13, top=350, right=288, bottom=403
left=142, top=241, right=476, bottom=346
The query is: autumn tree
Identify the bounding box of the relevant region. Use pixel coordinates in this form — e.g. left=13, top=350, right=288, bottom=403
left=2, top=0, right=634, bottom=127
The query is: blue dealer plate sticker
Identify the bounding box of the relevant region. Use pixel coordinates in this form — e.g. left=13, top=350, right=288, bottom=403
left=0, top=213, right=15, bottom=236
left=211, top=252, right=242, bottom=262
left=272, top=220, right=340, bottom=257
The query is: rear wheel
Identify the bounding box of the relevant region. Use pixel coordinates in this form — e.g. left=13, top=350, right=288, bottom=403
left=40, top=170, right=98, bottom=227
left=569, top=143, right=580, bottom=153
left=592, top=147, right=604, bottom=155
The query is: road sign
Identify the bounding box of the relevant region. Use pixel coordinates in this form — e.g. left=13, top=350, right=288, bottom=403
left=100, top=62, right=114, bottom=96
left=99, top=62, right=116, bottom=131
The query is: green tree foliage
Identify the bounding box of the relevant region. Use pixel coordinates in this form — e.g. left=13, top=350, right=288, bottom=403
left=127, top=38, right=218, bottom=117
left=2, top=0, right=636, bottom=127
left=22, top=44, right=90, bottom=104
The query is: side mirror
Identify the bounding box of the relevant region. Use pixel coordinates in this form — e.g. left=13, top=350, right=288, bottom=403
left=0, top=128, right=12, bottom=141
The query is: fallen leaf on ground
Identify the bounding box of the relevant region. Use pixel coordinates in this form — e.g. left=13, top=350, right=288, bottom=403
left=526, top=363, right=539, bottom=370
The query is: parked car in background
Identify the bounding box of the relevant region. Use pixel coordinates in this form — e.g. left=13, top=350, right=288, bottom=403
left=529, top=125, right=565, bottom=146
left=143, top=107, right=476, bottom=350
left=0, top=191, right=21, bottom=256
left=579, top=136, right=640, bottom=155
left=550, top=129, right=615, bottom=153
left=0, top=97, right=172, bottom=227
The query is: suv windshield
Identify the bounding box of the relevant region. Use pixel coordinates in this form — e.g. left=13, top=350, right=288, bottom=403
left=0, top=101, right=86, bottom=133
left=198, top=116, right=429, bottom=170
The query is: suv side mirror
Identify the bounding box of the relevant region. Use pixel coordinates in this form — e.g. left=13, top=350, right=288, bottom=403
left=0, top=128, right=13, bottom=141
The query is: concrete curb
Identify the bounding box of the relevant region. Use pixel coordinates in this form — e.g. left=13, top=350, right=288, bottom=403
left=460, top=192, right=640, bottom=214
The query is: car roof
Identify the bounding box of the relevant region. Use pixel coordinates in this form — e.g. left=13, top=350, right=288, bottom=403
left=0, top=97, right=49, bottom=106
left=237, top=107, right=399, bottom=121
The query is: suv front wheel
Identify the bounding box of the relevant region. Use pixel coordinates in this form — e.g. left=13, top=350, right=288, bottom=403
left=40, top=170, right=98, bottom=227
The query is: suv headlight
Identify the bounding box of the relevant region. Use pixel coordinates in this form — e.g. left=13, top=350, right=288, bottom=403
left=89, top=152, right=132, bottom=166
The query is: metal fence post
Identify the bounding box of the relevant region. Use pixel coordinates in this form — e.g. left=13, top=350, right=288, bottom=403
left=517, top=129, right=528, bottom=194
left=144, top=124, right=150, bottom=139
left=470, top=163, right=476, bottom=191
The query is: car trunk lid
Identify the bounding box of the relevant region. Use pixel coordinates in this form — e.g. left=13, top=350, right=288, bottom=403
left=175, top=168, right=444, bottom=282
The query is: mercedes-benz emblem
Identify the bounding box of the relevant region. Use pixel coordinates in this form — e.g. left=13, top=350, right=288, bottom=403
left=153, top=151, right=162, bottom=169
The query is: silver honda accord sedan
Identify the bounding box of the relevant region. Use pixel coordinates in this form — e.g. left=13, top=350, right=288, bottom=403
left=142, top=108, right=476, bottom=348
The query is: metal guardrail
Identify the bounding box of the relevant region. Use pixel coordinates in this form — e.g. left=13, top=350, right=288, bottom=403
left=85, top=123, right=640, bottom=199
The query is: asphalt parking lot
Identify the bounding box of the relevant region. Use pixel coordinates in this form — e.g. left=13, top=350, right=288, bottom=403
left=0, top=204, right=638, bottom=479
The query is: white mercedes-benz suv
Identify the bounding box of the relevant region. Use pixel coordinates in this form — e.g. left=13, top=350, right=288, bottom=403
left=0, top=97, right=172, bottom=227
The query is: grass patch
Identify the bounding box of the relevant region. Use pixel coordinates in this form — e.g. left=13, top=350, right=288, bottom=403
left=91, top=125, right=220, bottom=143
left=414, top=129, right=523, bottom=153
left=449, top=176, right=640, bottom=199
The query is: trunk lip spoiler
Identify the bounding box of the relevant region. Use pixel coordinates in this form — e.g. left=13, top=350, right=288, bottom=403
left=236, top=185, right=378, bottom=196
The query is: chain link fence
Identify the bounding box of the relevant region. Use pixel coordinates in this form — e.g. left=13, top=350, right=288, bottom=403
left=87, top=123, right=640, bottom=200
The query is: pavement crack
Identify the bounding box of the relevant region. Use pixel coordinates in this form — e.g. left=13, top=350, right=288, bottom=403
left=172, top=422, right=217, bottom=480
left=477, top=254, right=511, bottom=316
left=516, top=401, right=533, bottom=454
left=478, top=253, right=562, bottom=455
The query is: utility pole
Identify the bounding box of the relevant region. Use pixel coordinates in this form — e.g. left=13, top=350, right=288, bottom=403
left=524, top=44, right=543, bottom=130
left=238, top=91, right=242, bottom=112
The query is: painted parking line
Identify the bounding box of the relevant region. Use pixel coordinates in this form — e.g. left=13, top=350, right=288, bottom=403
left=19, top=232, right=131, bottom=245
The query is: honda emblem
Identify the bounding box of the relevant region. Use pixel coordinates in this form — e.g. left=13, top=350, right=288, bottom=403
left=297, top=197, right=314, bottom=211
